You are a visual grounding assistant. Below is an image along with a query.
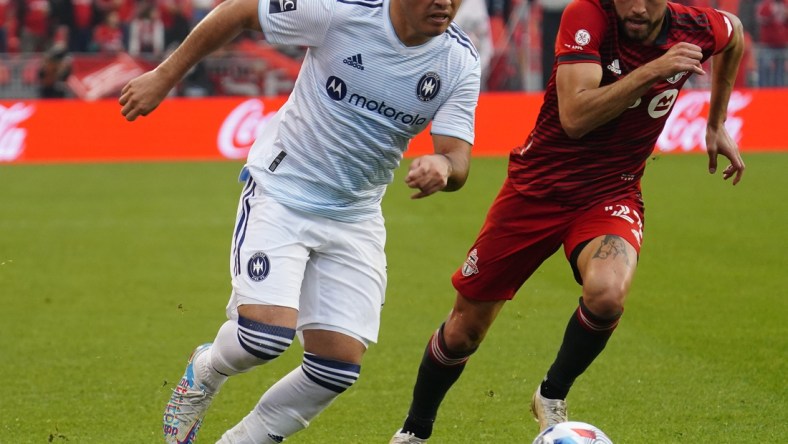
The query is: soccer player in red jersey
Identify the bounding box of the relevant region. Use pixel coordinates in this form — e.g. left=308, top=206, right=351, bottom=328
left=390, top=1, right=745, bottom=442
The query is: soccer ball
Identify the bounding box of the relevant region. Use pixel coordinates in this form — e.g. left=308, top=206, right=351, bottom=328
left=532, top=421, right=613, bottom=444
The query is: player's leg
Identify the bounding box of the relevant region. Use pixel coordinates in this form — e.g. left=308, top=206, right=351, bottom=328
left=218, top=329, right=366, bottom=443
left=391, top=295, right=504, bottom=443
left=532, top=200, right=643, bottom=431
left=164, top=305, right=299, bottom=443
left=219, top=210, right=386, bottom=443
left=393, top=179, right=567, bottom=442
left=163, top=180, right=308, bottom=443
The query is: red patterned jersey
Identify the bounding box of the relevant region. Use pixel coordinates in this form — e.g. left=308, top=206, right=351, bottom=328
left=508, top=0, right=733, bottom=207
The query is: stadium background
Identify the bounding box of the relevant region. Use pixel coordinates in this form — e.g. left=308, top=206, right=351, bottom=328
left=1, top=0, right=787, bottom=162
left=0, top=0, right=785, bottom=443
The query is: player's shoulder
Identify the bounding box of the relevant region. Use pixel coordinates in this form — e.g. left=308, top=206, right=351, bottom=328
left=666, top=1, right=721, bottom=26
left=443, top=22, right=480, bottom=64
left=327, top=0, right=385, bottom=33
left=322, top=0, right=385, bottom=37
left=333, top=0, right=385, bottom=15
left=665, top=1, right=734, bottom=52
left=562, top=0, right=609, bottom=25
left=566, top=0, right=607, bottom=14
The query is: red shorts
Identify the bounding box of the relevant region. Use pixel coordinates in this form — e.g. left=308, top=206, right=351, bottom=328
left=452, top=178, right=645, bottom=301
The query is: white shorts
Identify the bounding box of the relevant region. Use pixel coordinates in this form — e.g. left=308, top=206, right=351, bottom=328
left=226, top=178, right=387, bottom=345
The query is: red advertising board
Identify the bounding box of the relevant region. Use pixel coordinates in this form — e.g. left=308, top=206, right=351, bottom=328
left=67, top=53, right=150, bottom=101
left=0, top=89, right=785, bottom=164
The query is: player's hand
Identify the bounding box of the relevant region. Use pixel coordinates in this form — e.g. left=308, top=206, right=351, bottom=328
left=119, top=70, right=173, bottom=121
left=706, top=125, right=745, bottom=185
left=405, top=154, right=452, bottom=199
left=652, top=42, right=705, bottom=78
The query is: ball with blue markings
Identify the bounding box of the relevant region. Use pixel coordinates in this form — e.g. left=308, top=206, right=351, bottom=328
left=532, top=421, right=613, bottom=444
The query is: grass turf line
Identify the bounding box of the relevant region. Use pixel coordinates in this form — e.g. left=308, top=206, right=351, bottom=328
left=0, top=154, right=785, bottom=442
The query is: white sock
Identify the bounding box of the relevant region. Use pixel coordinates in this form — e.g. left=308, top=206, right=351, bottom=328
left=217, top=421, right=279, bottom=444
left=212, top=318, right=296, bottom=373
left=209, top=320, right=265, bottom=375
left=224, top=355, right=360, bottom=441
left=198, top=318, right=296, bottom=393
left=192, top=346, right=228, bottom=393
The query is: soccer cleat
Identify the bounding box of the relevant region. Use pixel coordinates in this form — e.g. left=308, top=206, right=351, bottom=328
left=163, top=343, right=215, bottom=443
left=530, top=387, right=568, bottom=432
left=389, top=429, right=428, bottom=444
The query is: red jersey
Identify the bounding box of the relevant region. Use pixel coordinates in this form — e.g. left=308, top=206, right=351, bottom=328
left=0, top=0, right=9, bottom=27
left=757, top=0, right=788, bottom=48
left=93, top=24, right=124, bottom=53
left=23, top=0, right=50, bottom=37
left=508, top=0, right=733, bottom=207
left=72, top=0, right=93, bottom=29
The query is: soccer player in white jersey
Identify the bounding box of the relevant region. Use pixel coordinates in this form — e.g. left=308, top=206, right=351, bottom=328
left=119, top=0, right=480, bottom=442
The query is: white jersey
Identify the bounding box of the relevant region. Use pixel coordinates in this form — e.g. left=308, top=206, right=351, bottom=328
left=246, top=0, right=480, bottom=222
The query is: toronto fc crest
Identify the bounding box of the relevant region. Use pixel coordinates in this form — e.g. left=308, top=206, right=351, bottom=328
left=461, top=249, right=480, bottom=277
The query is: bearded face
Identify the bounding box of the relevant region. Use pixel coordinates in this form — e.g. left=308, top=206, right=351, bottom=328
left=614, top=0, right=668, bottom=43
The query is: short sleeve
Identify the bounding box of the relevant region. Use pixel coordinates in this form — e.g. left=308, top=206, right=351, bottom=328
left=258, top=0, right=335, bottom=47
left=707, top=8, right=735, bottom=55
left=555, top=0, right=608, bottom=65
left=431, top=61, right=481, bottom=145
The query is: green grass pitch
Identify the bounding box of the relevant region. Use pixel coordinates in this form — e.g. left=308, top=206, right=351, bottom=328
left=0, top=154, right=785, bottom=443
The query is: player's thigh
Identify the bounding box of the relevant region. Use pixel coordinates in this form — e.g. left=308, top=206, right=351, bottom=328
left=298, top=214, right=387, bottom=347
left=565, top=199, right=644, bottom=294
left=576, top=235, right=638, bottom=301
left=227, top=185, right=312, bottom=318
left=453, top=180, right=570, bottom=301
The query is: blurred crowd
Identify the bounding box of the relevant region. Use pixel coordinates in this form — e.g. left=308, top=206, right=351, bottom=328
left=0, top=0, right=786, bottom=98
left=0, top=0, right=205, bottom=55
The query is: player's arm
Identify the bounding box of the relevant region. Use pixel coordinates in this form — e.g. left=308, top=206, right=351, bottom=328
left=120, top=0, right=261, bottom=121
left=705, top=10, right=745, bottom=185
left=556, top=43, right=706, bottom=139
left=405, top=135, right=471, bottom=199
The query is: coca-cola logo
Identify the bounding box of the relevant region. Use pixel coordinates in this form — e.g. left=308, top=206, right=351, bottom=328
left=657, top=91, right=751, bottom=153
left=0, top=102, right=35, bottom=162
left=217, top=99, right=277, bottom=159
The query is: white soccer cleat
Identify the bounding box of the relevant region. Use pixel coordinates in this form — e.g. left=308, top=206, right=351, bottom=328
left=389, top=429, right=428, bottom=444
left=163, top=343, right=215, bottom=444
left=530, top=387, right=568, bottom=432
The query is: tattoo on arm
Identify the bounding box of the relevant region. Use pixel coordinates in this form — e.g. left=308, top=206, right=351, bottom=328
left=592, top=235, right=630, bottom=265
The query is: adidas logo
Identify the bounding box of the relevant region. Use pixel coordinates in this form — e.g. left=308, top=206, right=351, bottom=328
left=343, top=54, right=365, bottom=71
left=607, top=59, right=622, bottom=75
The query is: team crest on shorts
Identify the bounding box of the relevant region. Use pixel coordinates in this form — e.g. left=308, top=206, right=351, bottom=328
left=247, top=252, right=271, bottom=282
left=461, top=248, right=480, bottom=277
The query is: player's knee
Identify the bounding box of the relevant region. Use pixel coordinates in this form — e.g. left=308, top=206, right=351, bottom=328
left=440, top=320, right=484, bottom=355
left=302, top=352, right=361, bottom=394
left=581, top=287, right=626, bottom=319
left=237, top=315, right=296, bottom=361
left=444, top=302, right=496, bottom=351
left=442, top=325, right=482, bottom=352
